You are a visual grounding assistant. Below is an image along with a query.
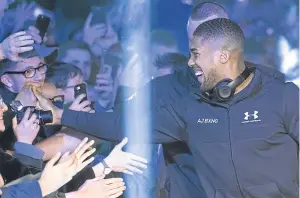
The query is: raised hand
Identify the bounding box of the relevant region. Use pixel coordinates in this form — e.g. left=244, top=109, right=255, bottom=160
left=13, top=2, right=36, bottom=33
left=94, top=66, right=114, bottom=93
left=95, top=137, right=148, bottom=176
left=38, top=138, right=96, bottom=196
left=75, top=178, right=125, bottom=198
left=69, top=94, right=93, bottom=113
left=27, top=26, right=43, bottom=44
left=15, top=84, right=37, bottom=107
left=59, top=137, right=96, bottom=174
left=0, top=31, right=34, bottom=61
left=12, top=108, right=40, bottom=144
left=83, top=13, right=107, bottom=46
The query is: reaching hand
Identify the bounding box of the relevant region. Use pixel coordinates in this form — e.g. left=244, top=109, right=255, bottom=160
left=94, top=67, right=114, bottom=93
left=15, top=84, right=37, bottom=107
left=83, top=13, right=107, bottom=46
left=12, top=108, right=40, bottom=144
left=76, top=178, right=125, bottom=198
left=103, top=137, right=148, bottom=175
left=13, top=2, right=36, bottom=33
left=38, top=138, right=96, bottom=197
left=0, top=31, right=34, bottom=61
left=32, top=87, right=62, bottom=125
left=59, top=137, right=96, bottom=174
left=69, top=94, right=93, bottom=113
left=27, top=26, right=43, bottom=44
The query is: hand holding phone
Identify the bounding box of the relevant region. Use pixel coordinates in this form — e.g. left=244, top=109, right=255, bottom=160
left=74, top=83, right=88, bottom=103
left=35, top=15, right=50, bottom=40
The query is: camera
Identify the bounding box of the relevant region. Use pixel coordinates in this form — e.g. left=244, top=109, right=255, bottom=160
left=16, top=106, right=53, bottom=126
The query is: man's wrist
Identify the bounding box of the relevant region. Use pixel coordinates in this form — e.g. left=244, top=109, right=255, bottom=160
left=65, top=191, right=81, bottom=198
left=38, top=179, right=49, bottom=197
left=53, top=108, right=63, bottom=125
left=92, top=162, right=105, bottom=178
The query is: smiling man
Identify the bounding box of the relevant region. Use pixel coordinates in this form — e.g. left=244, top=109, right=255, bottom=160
left=0, top=45, right=57, bottom=105
left=45, top=18, right=299, bottom=198
left=0, top=45, right=56, bottom=151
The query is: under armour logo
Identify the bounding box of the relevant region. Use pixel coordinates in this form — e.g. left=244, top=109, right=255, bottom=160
left=244, top=111, right=259, bottom=120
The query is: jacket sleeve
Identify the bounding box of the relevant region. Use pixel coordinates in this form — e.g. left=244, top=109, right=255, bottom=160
left=282, top=82, right=299, bottom=143
left=1, top=180, right=42, bottom=198
left=62, top=98, right=187, bottom=144
left=12, top=142, right=44, bottom=170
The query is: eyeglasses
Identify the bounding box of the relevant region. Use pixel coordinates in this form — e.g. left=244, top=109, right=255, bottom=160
left=4, top=63, right=48, bottom=78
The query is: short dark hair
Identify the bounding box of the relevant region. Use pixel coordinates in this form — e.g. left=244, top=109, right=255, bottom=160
left=151, top=30, right=177, bottom=48
left=193, top=18, right=245, bottom=51
left=0, top=49, right=40, bottom=76
left=155, top=53, right=188, bottom=69
left=45, top=62, right=83, bottom=89
left=191, top=1, right=228, bottom=21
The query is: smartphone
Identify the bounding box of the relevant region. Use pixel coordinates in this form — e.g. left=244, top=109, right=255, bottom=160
left=91, top=6, right=107, bottom=26
left=74, top=83, right=88, bottom=103
left=35, top=15, right=50, bottom=39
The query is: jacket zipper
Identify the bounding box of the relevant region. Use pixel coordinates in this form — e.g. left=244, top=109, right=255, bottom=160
left=198, top=94, right=245, bottom=196
left=227, top=108, right=244, bottom=197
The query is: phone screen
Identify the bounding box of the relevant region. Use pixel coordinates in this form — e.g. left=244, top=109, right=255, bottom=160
left=74, top=83, right=88, bottom=103
left=35, top=15, right=50, bottom=38
left=91, top=7, right=107, bottom=26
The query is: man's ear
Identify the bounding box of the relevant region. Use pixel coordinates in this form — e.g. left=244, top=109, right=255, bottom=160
left=219, top=50, right=230, bottom=64
left=1, top=75, right=13, bottom=88
left=213, top=50, right=231, bottom=65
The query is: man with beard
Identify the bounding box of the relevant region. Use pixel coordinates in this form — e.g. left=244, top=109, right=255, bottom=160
left=39, top=17, right=298, bottom=198
left=36, top=2, right=287, bottom=198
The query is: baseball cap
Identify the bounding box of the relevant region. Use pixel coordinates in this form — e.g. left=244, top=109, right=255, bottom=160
left=33, top=44, right=58, bottom=64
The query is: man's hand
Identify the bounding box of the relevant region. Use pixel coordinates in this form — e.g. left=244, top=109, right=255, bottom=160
left=94, top=68, right=114, bottom=93
left=83, top=13, right=107, bottom=46
left=38, top=138, right=96, bottom=197
left=13, top=2, right=36, bottom=33
left=59, top=137, right=96, bottom=174
left=15, top=84, right=37, bottom=107
left=75, top=178, right=125, bottom=198
left=39, top=82, right=58, bottom=100
left=32, top=87, right=62, bottom=125
left=0, top=31, right=34, bottom=61
left=69, top=94, right=93, bottom=113
left=96, top=137, right=148, bottom=175
left=12, top=108, right=40, bottom=144
left=27, top=26, right=41, bottom=44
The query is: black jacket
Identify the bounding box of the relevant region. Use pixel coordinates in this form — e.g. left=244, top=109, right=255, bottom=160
left=62, top=63, right=299, bottom=198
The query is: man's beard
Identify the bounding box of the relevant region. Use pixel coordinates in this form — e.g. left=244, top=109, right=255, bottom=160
left=201, top=71, right=218, bottom=92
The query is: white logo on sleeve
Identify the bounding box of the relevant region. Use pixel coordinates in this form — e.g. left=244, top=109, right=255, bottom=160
left=242, top=111, right=261, bottom=123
